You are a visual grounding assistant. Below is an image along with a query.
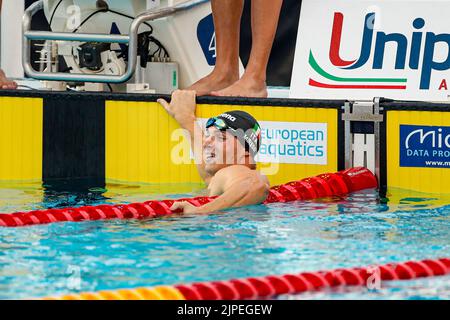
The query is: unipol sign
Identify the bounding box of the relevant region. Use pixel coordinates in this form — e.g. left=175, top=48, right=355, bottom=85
left=290, top=0, right=450, bottom=101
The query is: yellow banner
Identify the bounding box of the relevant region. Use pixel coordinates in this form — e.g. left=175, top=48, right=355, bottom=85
left=386, top=110, right=450, bottom=194
left=105, top=101, right=339, bottom=185
left=0, top=97, right=43, bottom=181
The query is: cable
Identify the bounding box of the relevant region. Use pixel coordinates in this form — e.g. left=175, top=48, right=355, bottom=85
left=49, top=2, right=153, bottom=35
left=107, top=9, right=153, bottom=34
left=71, top=9, right=163, bottom=63
left=107, top=83, right=113, bottom=92
left=149, top=36, right=170, bottom=59
left=72, top=10, right=105, bottom=33
left=72, top=9, right=153, bottom=33
left=48, top=0, right=64, bottom=29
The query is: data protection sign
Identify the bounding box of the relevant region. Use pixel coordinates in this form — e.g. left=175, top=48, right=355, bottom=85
left=400, top=124, right=450, bottom=168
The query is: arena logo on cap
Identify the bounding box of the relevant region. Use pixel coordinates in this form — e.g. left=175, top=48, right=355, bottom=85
left=400, top=125, right=450, bottom=168
left=219, top=113, right=237, bottom=122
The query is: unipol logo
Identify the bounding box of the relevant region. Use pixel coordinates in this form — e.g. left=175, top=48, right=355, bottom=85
left=309, top=12, right=450, bottom=91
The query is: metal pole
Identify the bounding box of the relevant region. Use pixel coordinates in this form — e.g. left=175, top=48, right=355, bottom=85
left=373, top=97, right=382, bottom=189
left=22, top=0, right=210, bottom=83
left=343, top=102, right=353, bottom=169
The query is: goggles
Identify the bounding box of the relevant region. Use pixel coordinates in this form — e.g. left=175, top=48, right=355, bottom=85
left=205, top=116, right=260, bottom=155
left=205, top=117, right=232, bottom=131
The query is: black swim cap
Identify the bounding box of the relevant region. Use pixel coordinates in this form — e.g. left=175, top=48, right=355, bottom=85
left=207, top=110, right=261, bottom=156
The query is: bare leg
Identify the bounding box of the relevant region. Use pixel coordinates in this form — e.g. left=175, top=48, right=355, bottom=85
left=187, top=0, right=244, bottom=96
left=0, top=69, right=17, bottom=89
left=212, top=0, right=283, bottom=98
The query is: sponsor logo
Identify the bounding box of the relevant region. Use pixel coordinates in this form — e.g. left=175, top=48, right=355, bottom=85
left=310, top=12, right=450, bottom=91
left=195, top=119, right=328, bottom=165
left=256, top=121, right=327, bottom=165
left=400, top=125, right=450, bottom=168
left=197, top=14, right=216, bottom=66
left=219, top=113, right=237, bottom=122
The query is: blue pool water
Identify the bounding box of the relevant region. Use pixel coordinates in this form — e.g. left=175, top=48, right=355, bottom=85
left=0, top=182, right=449, bottom=300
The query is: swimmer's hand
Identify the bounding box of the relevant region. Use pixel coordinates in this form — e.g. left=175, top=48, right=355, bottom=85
left=170, top=201, right=203, bottom=214
left=158, top=90, right=212, bottom=184
left=157, top=90, right=197, bottom=129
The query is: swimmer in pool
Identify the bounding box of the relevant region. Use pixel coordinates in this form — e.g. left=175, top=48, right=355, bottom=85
left=158, top=90, right=270, bottom=214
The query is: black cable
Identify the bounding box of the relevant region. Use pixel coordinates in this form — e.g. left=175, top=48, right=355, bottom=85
left=107, top=83, right=113, bottom=92
left=149, top=36, right=169, bottom=59
left=48, top=0, right=64, bottom=29
left=72, top=10, right=105, bottom=33
left=65, top=7, right=173, bottom=70
left=73, top=9, right=153, bottom=33
left=107, top=9, right=153, bottom=33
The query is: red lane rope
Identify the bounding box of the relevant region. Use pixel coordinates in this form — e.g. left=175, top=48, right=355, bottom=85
left=0, top=167, right=377, bottom=227
left=174, top=257, right=450, bottom=300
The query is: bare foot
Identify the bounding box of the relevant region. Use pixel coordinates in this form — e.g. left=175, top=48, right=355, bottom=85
left=187, top=71, right=238, bottom=96
left=211, top=75, right=268, bottom=98
left=0, top=69, right=17, bottom=90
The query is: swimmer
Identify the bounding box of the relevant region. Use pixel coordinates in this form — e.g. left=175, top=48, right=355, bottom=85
left=158, top=90, right=270, bottom=214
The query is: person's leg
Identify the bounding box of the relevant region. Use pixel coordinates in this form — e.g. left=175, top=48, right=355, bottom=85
left=187, top=0, right=244, bottom=96
left=212, top=0, right=283, bottom=98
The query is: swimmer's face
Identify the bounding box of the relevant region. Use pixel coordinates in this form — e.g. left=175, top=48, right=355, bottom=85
left=203, top=126, right=247, bottom=174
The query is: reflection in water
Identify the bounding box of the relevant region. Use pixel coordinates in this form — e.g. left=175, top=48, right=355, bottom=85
left=280, top=275, right=450, bottom=300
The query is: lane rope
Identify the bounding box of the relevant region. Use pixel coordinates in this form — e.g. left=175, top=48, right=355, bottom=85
left=44, top=257, right=450, bottom=300
left=0, top=167, right=377, bottom=227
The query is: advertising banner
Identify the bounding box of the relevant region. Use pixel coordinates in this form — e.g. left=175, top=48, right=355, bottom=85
left=385, top=109, right=450, bottom=194
left=256, top=121, right=327, bottom=165
left=291, top=0, right=450, bottom=101
left=197, top=119, right=328, bottom=165
left=400, top=124, right=450, bottom=168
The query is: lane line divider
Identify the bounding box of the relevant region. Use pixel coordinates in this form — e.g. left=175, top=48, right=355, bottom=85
left=43, top=257, right=450, bottom=300
left=0, top=167, right=377, bottom=228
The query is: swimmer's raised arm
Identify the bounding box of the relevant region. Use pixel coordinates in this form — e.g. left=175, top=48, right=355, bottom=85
left=159, top=92, right=267, bottom=214
left=158, top=90, right=212, bottom=184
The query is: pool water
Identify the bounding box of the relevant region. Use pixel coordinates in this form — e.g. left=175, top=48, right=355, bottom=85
left=0, top=181, right=449, bottom=300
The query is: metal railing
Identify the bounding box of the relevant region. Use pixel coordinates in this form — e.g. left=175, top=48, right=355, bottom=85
left=22, top=0, right=209, bottom=83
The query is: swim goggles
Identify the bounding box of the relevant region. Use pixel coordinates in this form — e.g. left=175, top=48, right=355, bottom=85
left=205, top=117, right=235, bottom=132
left=205, top=116, right=260, bottom=155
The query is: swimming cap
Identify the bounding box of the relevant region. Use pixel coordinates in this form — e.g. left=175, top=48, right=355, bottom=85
left=207, top=110, right=261, bottom=156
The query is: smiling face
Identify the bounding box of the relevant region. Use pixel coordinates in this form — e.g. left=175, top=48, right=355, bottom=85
left=203, top=126, right=249, bottom=175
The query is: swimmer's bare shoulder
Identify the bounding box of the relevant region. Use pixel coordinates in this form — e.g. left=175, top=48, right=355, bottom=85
left=207, top=165, right=270, bottom=201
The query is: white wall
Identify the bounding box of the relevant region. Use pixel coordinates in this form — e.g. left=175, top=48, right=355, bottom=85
left=1, top=0, right=25, bottom=78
